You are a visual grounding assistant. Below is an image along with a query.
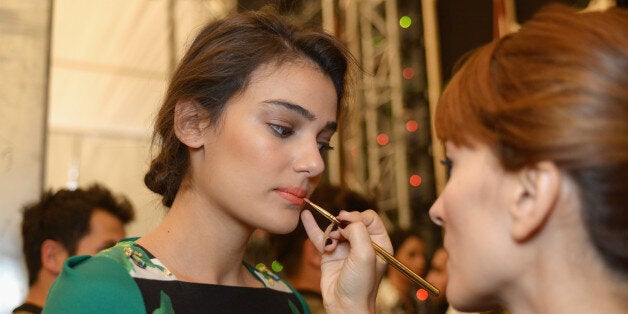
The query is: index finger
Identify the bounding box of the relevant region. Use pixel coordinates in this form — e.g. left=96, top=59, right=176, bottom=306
left=301, top=209, right=326, bottom=253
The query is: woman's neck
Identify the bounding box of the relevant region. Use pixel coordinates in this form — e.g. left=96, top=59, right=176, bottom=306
left=502, top=187, right=628, bottom=313
left=502, top=242, right=628, bottom=314
left=137, top=193, right=261, bottom=287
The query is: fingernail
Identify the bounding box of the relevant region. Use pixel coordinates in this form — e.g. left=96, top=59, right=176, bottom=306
left=325, top=238, right=333, bottom=246
left=331, top=224, right=338, bottom=232
left=338, top=220, right=350, bottom=229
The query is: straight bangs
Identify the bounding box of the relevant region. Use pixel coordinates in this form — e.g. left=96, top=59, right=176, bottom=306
left=434, top=42, right=500, bottom=148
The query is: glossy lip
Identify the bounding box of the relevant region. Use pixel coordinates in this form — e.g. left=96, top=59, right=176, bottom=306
left=275, top=187, right=307, bottom=206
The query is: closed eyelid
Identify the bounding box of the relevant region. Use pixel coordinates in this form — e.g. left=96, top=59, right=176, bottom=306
left=440, top=157, right=453, bottom=178
left=268, top=124, right=293, bottom=137
left=319, top=142, right=334, bottom=150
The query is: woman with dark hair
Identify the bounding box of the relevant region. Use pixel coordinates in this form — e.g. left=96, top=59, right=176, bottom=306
left=375, top=228, right=427, bottom=314
left=429, top=4, right=628, bottom=313
left=44, top=8, right=390, bottom=314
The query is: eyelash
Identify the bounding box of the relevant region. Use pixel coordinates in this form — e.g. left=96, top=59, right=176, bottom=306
left=318, top=143, right=334, bottom=153
left=269, top=124, right=294, bottom=138
left=269, top=124, right=334, bottom=154
left=440, top=158, right=453, bottom=172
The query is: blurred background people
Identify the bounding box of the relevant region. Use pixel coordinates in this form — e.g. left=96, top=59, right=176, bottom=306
left=13, top=183, right=135, bottom=314
left=424, top=247, right=448, bottom=314
left=269, top=183, right=377, bottom=314
left=376, top=228, right=427, bottom=314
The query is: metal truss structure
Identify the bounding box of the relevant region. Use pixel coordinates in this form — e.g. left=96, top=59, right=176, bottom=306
left=322, top=0, right=413, bottom=229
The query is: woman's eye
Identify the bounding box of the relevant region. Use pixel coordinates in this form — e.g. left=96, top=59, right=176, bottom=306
left=269, top=124, right=294, bottom=138
left=318, top=142, right=334, bottom=154
left=440, top=158, right=453, bottom=173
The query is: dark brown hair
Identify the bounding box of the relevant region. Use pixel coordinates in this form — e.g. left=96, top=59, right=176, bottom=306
left=435, top=5, right=628, bottom=275
left=144, top=8, right=353, bottom=208
left=21, top=183, right=135, bottom=286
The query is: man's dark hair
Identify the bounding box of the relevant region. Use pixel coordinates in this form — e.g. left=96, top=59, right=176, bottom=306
left=21, top=183, right=135, bottom=286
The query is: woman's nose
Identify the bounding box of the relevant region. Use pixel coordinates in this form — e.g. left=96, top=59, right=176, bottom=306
left=293, top=141, right=325, bottom=177
left=429, top=196, right=445, bottom=226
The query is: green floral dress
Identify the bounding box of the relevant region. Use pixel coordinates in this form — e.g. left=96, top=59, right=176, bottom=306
left=43, top=238, right=310, bottom=314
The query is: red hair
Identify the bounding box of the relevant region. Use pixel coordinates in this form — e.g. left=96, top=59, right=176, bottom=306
left=435, top=4, right=628, bottom=274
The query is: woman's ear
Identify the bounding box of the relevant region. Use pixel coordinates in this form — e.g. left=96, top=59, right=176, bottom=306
left=41, top=239, right=69, bottom=275
left=510, top=161, right=561, bottom=242
left=174, top=100, right=210, bottom=148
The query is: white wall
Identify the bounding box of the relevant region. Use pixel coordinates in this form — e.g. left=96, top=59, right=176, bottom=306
left=1, top=0, right=236, bottom=311
left=0, top=1, right=51, bottom=312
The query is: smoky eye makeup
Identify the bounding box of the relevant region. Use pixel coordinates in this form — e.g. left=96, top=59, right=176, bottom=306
left=318, top=142, right=334, bottom=152
left=268, top=123, right=294, bottom=138
left=317, top=142, right=334, bottom=157
left=440, top=158, right=452, bottom=170
left=440, top=157, right=453, bottom=178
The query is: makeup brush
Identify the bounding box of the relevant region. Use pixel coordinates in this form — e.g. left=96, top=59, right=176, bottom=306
left=304, top=198, right=440, bottom=297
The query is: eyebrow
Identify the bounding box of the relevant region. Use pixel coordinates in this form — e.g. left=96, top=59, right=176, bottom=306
left=263, top=100, right=338, bottom=131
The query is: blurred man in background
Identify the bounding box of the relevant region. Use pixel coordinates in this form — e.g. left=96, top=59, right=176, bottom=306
left=13, top=183, right=135, bottom=314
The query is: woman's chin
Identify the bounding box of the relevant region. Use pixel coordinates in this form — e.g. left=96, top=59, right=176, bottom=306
left=262, top=215, right=301, bottom=235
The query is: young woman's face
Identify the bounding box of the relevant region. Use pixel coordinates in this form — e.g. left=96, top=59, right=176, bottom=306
left=192, top=60, right=338, bottom=234
left=429, top=142, right=520, bottom=311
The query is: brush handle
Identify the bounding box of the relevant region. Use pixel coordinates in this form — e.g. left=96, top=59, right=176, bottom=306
left=304, top=198, right=440, bottom=296
left=372, top=242, right=440, bottom=296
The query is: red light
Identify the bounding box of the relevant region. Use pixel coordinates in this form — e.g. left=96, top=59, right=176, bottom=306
left=402, top=67, right=415, bottom=80
left=409, top=174, right=422, bottom=187
left=350, top=147, right=358, bottom=157
left=377, top=133, right=389, bottom=146
left=406, top=120, right=418, bottom=132
left=416, top=288, right=429, bottom=301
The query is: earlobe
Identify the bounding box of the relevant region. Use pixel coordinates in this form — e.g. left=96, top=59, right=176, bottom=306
left=41, top=239, right=69, bottom=275
left=510, top=161, right=561, bottom=242
left=174, top=100, right=210, bottom=148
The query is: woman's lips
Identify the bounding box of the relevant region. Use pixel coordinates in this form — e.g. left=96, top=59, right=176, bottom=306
left=275, top=188, right=306, bottom=206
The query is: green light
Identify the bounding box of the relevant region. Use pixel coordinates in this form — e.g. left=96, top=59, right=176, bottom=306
left=373, top=36, right=384, bottom=47
left=400, top=16, right=412, bottom=28
left=271, top=260, right=284, bottom=272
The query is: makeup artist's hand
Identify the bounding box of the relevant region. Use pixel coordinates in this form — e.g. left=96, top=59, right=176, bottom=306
left=302, top=209, right=391, bottom=314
